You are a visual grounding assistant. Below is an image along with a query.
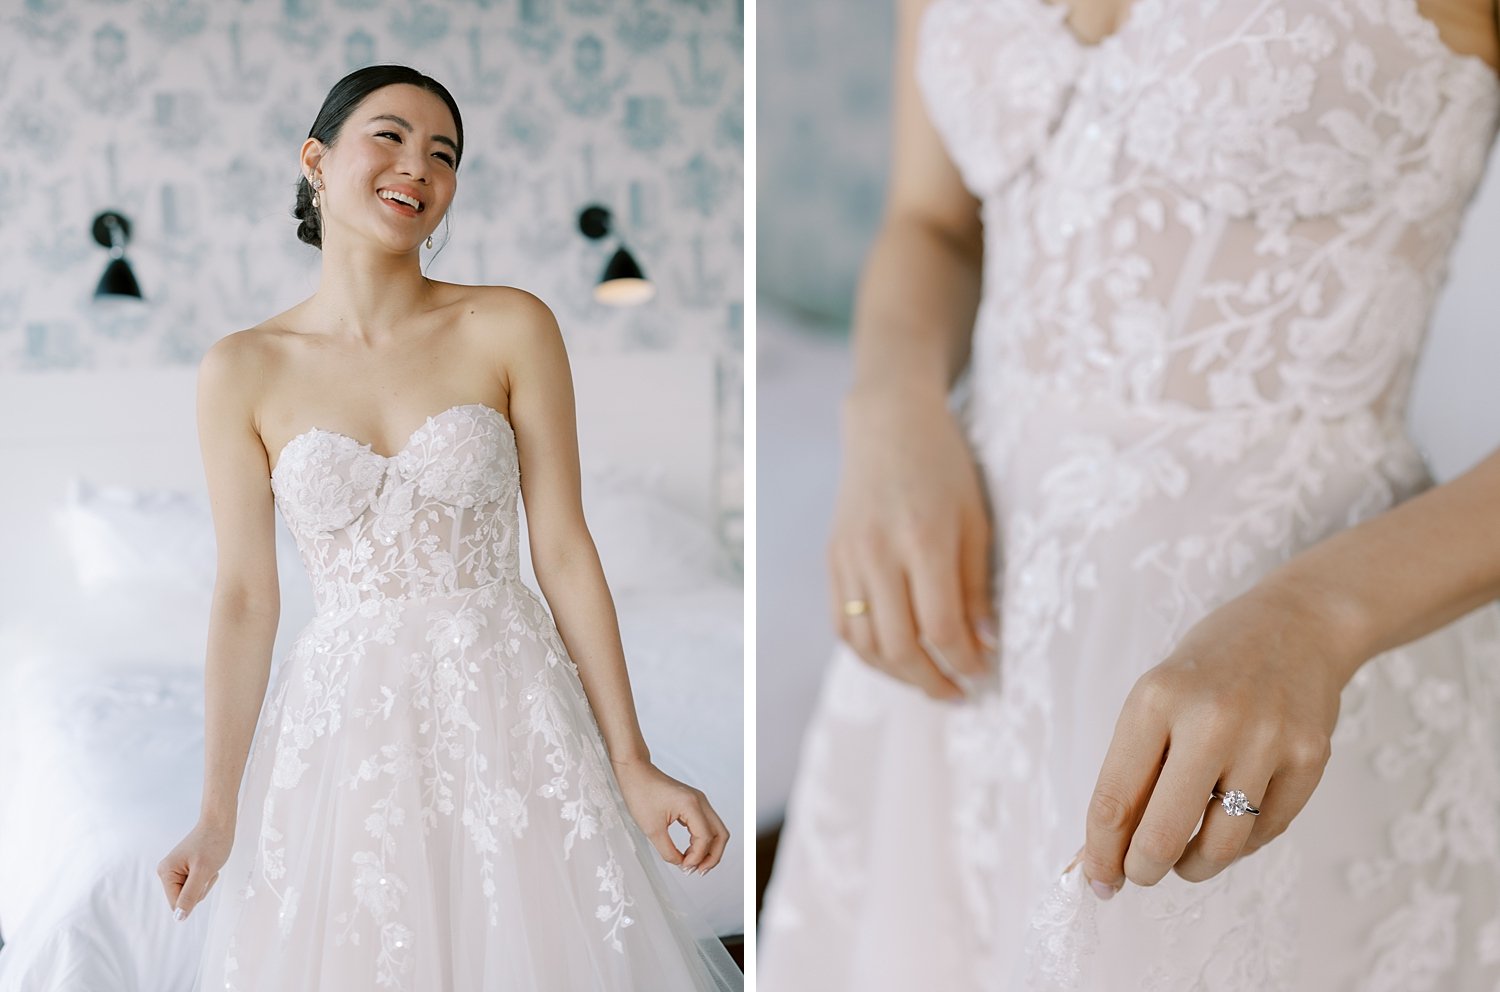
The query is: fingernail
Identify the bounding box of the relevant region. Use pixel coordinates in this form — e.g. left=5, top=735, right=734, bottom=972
left=174, top=907, right=186, bottom=921
left=1089, top=879, right=1116, bottom=901
left=975, top=616, right=999, bottom=649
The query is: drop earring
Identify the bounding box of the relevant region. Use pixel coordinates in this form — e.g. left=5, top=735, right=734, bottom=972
left=310, top=175, right=323, bottom=209
left=426, top=234, right=433, bottom=249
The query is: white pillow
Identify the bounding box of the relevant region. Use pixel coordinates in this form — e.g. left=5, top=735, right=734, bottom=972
left=54, top=479, right=217, bottom=596
left=45, top=479, right=311, bottom=668
left=559, top=463, right=724, bottom=594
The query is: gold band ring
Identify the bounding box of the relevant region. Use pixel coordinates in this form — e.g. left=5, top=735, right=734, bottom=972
left=842, top=598, right=870, bottom=617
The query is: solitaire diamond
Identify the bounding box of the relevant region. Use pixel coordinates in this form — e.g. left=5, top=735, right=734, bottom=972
left=1220, top=789, right=1252, bottom=816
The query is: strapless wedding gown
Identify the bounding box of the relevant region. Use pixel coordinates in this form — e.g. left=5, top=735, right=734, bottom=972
left=191, top=404, right=742, bottom=991
left=759, top=1, right=1500, bottom=988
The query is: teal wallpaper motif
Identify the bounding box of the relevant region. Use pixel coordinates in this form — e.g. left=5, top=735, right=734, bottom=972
left=0, top=0, right=741, bottom=357
left=757, top=0, right=893, bottom=329
left=0, top=0, right=743, bottom=555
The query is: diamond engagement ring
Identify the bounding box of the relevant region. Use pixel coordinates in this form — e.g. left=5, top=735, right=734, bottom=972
left=1210, top=788, right=1261, bottom=816
left=843, top=599, right=870, bottom=617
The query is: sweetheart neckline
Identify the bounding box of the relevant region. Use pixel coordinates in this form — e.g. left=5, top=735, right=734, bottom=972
left=268, top=403, right=514, bottom=481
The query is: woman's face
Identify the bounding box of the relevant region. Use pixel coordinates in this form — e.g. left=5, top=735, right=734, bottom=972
left=308, top=83, right=459, bottom=253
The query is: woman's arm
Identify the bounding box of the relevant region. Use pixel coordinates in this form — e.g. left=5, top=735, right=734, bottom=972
left=1263, top=441, right=1500, bottom=686
left=844, top=0, right=985, bottom=410
left=492, top=288, right=729, bottom=874
left=161, top=331, right=286, bottom=919
left=825, top=0, right=998, bottom=699
left=194, top=332, right=284, bottom=830
left=492, top=289, right=651, bottom=765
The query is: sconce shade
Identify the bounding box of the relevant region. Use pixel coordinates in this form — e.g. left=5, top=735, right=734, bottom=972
left=595, top=246, right=655, bottom=305
left=576, top=203, right=653, bottom=306
left=95, top=257, right=143, bottom=299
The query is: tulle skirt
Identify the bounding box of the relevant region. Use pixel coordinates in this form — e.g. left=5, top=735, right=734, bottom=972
left=193, top=577, right=741, bottom=991
left=759, top=391, right=1500, bottom=990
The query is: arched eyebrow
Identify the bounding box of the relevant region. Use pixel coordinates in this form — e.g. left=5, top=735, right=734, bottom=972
left=366, top=113, right=458, bottom=155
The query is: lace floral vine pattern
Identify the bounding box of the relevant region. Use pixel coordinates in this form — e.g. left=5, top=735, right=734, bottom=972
left=213, top=405, right=640, bottom=990
left=919, top=0, right=1500, bottom=429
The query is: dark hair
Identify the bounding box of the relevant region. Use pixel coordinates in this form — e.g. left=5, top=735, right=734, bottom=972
left=293, top=64, right=464, bottom=250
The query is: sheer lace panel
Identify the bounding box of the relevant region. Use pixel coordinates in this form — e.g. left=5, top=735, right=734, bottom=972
left=917, top=0, right=1500, bottom=425
left=269, top=404, right=522, bottom=611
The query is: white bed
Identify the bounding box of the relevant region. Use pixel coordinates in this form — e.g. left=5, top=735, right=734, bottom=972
left=0, top=354, right=743, bottom=990
left=753, top=306, right=852, bottom=832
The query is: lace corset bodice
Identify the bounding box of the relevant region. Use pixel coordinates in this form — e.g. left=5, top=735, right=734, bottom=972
left=916, top=0, right=1500, bottom=437
left=269, top=404, right=523, bottom=613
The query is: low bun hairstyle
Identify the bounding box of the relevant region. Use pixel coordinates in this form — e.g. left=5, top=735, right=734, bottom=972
left=293, top=64, right=464, bottom=250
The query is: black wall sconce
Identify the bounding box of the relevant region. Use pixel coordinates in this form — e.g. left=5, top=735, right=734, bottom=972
left=577, top=203, right=654, bottom=306
left=92, top=210, right=143, bottom=300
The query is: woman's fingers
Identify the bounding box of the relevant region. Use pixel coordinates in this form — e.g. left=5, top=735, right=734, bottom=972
left=675, top=811, right=702, bottom=869
left=1240, top=734, right=1331, bottom=857
left=864, top=554, right=965, bottom=699
left=643, top=813, right=688, bottom=867
left=829, top=543, right=879, bottom=661
left=1170, top=765, right=1274, bottom=883
left=1082, top=681, right=1171, bottom=894
left=677, top=796, right=729, bottom=874
left=708, top=807, right=731, bottom=870
left=906, top=521, right=988, bottom=679
left=958, top=503, right=999, bottom=654
left=174, top=863, right=219, bottom=919
left=692, top=801, right=731, bottom=874
left=1121, top=720, right=1273, bottom=887
left=158, top=858, right=186, bottom=908
left=829, top=518, right=989, bottom=699
left=831, top=531, right=965, bottom=699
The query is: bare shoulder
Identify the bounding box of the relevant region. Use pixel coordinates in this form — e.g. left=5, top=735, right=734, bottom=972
left=198, top=326, right=273, bottom=396
left=463, top=284, right=563, bottom=339
left=415, top=283, right=564, bottom=409
left=197, top=321, right=296, bottom=438
left=458, top=285, right=567, bottom=380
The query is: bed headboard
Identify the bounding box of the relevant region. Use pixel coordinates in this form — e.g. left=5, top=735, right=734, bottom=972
left=0, top=351, right=719, bottom=616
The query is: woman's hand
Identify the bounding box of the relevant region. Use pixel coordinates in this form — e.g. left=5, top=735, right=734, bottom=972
left=158, top=818, right=235, bottom=920
left=1081, top=579, right=1361, bottom=897
left=827, top=385, right=999, bottom=700
left=612, top=757, right=730, bottom=876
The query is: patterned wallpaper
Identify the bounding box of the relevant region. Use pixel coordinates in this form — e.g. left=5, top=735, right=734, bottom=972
left=0, top=0, right=744, bottom=561
left=757, top=0, right=892, bottom=328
